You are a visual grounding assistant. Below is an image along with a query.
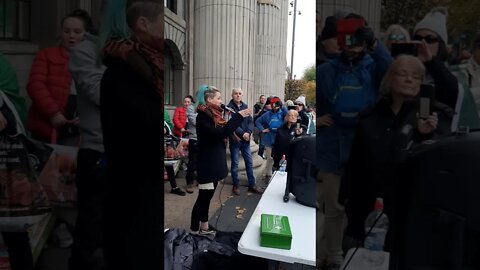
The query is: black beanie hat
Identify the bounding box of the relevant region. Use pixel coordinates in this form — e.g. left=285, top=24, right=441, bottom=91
left=320, top=16, right=338, bottom=41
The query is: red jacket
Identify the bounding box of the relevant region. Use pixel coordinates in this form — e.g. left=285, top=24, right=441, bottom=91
left=26, top=46, right=72, bottom=140
left=173, top=106, right=187, bottom=137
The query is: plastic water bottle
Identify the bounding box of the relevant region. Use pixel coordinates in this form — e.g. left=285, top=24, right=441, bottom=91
left=364, top=198, right=389, bottom=250
left=279, top=155, right=287, bottom=174
left=363, top=198, right=389, bottom=266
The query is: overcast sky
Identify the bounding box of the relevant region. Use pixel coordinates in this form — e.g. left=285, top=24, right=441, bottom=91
left=286, top=0, right=316, bottom=80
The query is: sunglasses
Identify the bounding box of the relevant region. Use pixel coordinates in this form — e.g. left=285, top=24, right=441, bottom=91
left=388, top=34, right=406, bottom=41
left=412, top=35, right=439, bottom=44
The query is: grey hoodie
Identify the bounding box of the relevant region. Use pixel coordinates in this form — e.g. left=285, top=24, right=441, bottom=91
left=186, top=104, right=197, bottom=140
left=68, top=34, right=105, bottom=152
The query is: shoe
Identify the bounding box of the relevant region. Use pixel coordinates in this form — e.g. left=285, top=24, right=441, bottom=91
left=171, top=187, right=186, bottom=196
left=232, top=186, right=240, bottom=195
left=54, top=223, right=74, bottom=248
left=186, top=184, right=194, bottom=193
left=248, top=186, right=264, bottom=194
left=199, top=225, right=216, bottom=235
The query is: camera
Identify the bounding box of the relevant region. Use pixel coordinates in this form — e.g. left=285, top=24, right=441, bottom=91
left=336, top=18, right=366, bottom=48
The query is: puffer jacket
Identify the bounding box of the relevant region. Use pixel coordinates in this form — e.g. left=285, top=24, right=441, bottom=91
left=26, top=46, right=72, bottom=140
left=173, top=106, right=187, bottom=137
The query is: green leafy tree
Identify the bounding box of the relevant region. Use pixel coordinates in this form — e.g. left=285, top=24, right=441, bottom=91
left=302, top=65, right=316, bottom=81
left=382, top=0, right=480, bottom=47
left=284, top=79, right=306, bottom=102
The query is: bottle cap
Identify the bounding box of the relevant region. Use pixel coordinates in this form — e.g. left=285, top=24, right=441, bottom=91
left=374, top=198, right=384, bottom=211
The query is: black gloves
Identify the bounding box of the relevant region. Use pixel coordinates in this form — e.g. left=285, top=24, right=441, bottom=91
left=355, top=26, right=376, bottom=49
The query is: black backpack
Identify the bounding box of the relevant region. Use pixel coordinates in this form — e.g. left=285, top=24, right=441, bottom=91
left=283, top=135, right=317, bottom=208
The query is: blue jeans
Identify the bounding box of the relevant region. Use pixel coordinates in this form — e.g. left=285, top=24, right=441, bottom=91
left=230, top=140, right=256, bottom=188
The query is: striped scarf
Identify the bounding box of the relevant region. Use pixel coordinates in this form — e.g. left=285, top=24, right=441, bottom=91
left=103, top=38, right=164, bottom=107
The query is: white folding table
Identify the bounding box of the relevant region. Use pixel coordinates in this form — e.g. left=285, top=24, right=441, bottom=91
left=238, top=172, right=316, bottom=268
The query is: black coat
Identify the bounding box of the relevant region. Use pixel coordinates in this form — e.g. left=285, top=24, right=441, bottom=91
left=340, top=97, right=433, bottom=242
left=100, top=58, right=163, bottom=183
left=196, top=109, right=243, bottom=184
left=272, top=122, right=307, bottom=169
left=425, top=58, right=459, bottom=109
left=298, top=109, right=310, bottom=127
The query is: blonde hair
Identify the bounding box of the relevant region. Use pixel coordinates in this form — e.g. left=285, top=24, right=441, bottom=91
left=380, top=55, right=425, bottom=95
left=284, top=109, right=299, bottom=122
left=204, top=86, right=220, bottom=103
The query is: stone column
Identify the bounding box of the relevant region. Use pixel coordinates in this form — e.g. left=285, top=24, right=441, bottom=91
left=254, top=0, right=288, bottom=101
left=194, top=0, right=257, bottom=107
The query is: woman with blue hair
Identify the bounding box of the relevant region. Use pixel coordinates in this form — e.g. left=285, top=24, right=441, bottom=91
left=98, top=1, right=163, bottom=269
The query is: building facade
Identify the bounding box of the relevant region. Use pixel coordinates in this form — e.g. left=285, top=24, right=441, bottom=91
left=0, top=0, right=103, bottom=107
left=165, top=0, right=289, bottom=114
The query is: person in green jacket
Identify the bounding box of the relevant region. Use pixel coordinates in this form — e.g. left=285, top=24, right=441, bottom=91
left=0, top=53, right=27, bottom=124
left=164, top=110, right=173, bottom=132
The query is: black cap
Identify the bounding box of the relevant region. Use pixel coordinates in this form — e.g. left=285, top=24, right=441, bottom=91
left=320, top=16, right=338, bottom=41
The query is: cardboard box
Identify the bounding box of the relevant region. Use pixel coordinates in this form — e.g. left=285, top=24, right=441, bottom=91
left=260, top=214, right=292, bottom=250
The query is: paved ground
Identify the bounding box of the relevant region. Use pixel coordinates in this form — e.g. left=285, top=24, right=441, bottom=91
left=164, top=169, right=266, bottom=231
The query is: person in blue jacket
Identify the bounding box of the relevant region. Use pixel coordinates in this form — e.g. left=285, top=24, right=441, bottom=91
left=315, top=14, right=393, bottom=269
left=255, top=96, right=288, bottom=180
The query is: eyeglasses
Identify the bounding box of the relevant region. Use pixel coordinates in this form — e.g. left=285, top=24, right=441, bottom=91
left=394, top=71, right=422, bottom=81
left=412, top=35, right=439, bottom=44
left=388, top=34, right=406, bottom=41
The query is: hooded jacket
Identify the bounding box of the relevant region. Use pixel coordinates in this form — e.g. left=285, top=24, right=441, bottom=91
left=316, top=42, right=392, bottom=174
left=69, top=34, right=105, bottom=152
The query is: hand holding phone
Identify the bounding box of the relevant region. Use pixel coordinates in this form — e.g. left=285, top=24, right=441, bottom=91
left=419, top=84, right=435, bottom=119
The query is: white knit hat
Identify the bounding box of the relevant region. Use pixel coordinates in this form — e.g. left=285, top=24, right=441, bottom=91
left=414, top=7, right=449, bottom=44
left=295, top=95, right=306, bottom=105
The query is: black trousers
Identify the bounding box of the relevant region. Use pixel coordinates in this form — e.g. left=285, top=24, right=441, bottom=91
left=2, top=232, right=33, bottom=270
left=103, top=176, right=162, bottom=270
left=185, top=139, right=198, bottom=185
left=69, top=149, right=106, bottom=270
left=190, top=181, right=218, bottom=231
left=165, top=165, right=178, bottom=189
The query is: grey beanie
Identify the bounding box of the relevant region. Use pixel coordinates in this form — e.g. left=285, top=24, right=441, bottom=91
left=414, top=7, right=449, bottom=44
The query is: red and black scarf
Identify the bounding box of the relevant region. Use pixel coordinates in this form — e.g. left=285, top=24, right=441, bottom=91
left=103, top=38, right=164, bottom=108
left=197, top=104, right=227, bottom=127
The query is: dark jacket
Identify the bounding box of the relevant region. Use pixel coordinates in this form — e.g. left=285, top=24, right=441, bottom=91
left=316, top=42, right=393, bottom=174
left=340, top=97, right=434, bottom=243
left=272, top=122, right=307, bottom=169
left=298, top=109, right=310, bottom=127
left=227, top=100, right=253, bottom=143
left=196, top=109, right=243, bottom=184
left=424, top=58, right=459, bottom=109
left=100, top=58, right=163, bottom=183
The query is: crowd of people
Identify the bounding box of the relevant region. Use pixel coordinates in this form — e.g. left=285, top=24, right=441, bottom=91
left=317, top=6, right=480, bottom=270
left=0, top=0, right=165, bottom=269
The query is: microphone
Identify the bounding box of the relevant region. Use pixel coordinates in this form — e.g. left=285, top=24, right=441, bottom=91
left=221, top=104, right=236, bottom=114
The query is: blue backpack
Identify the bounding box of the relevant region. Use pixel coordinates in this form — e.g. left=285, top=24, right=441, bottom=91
left=330, top=66, right=376, bottom=127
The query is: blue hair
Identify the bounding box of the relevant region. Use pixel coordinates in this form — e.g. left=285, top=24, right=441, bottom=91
left=195, top=85, right=209, bottom=107
left=97, top=0, right=130, bottom=54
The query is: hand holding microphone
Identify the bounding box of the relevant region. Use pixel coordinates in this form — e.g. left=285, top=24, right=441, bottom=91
left=221, top=104, right=251, bottom=118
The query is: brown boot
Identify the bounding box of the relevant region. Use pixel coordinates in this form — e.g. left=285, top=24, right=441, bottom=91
left=248, top=186, right=264, bottom=194
left=232, top=186, right=240, bottom=195
left=186, top=184, right=194, bottom=194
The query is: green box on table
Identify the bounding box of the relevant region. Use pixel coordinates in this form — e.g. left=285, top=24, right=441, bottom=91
left=260, top=214, right=292, bottom=250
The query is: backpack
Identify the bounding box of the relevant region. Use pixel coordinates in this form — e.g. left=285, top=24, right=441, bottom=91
left=331, top=66, right=376, bottom=127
